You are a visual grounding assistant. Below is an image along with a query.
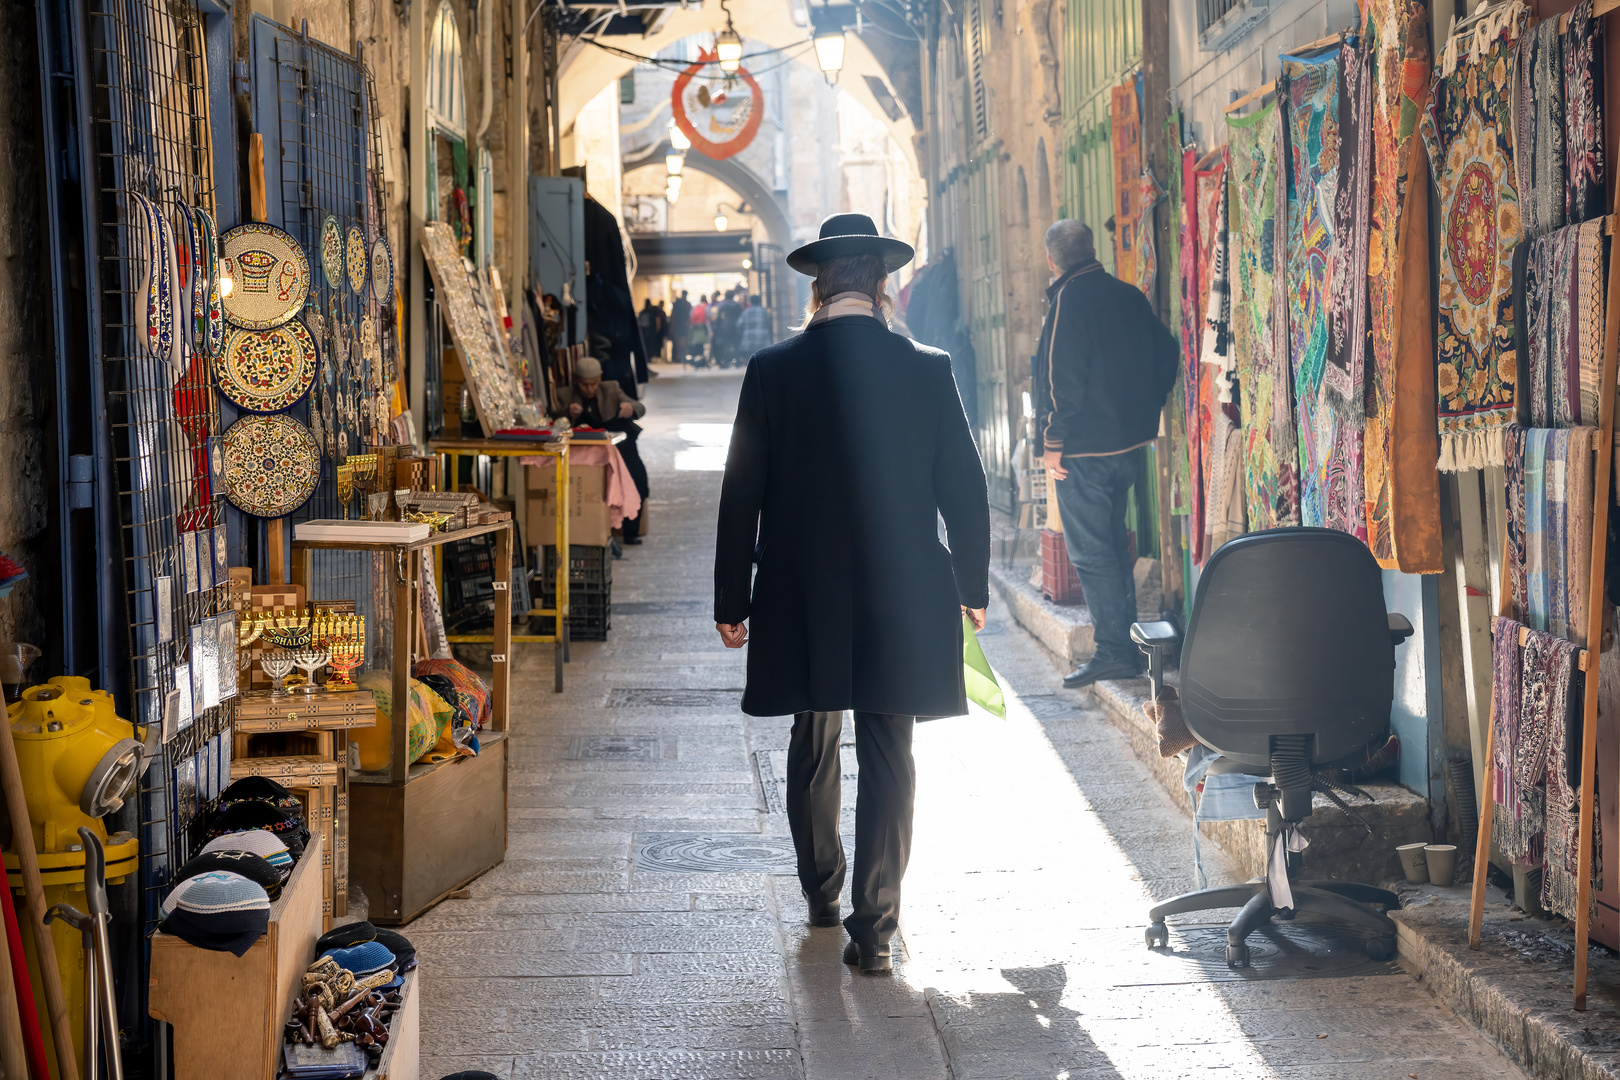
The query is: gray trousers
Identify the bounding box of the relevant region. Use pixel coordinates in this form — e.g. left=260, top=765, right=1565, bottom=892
left=786, top=711, right=916, bottom=947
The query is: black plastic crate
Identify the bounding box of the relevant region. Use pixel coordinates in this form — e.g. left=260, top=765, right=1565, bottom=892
left=532, top=581, right=611, bottom=641
left=534, top=544, right=612, bottom=592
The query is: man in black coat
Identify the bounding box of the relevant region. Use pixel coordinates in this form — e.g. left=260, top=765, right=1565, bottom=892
left=1033, top=220, right=1179, bottom=688
left=714, top=213, right=991, bottom=974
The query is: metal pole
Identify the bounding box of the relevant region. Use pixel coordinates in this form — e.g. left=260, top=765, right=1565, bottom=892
left=409, top=0, right=428, bottom=443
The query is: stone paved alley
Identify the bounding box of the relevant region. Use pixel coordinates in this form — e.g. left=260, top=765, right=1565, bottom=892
left=413, top=368, right=1529, bottom=1080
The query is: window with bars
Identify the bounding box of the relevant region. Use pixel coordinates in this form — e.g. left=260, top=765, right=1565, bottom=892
left=966, top=0, right=990, bottom=144
left=1198, top=0, right=1269, bottom=50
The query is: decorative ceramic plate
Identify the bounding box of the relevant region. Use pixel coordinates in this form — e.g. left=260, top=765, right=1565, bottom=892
left=194, top=207, right=225, bottom=358
left=221, top=414, right=320, bottom=518
left=370, top=237, right=393, bottom=305
left=220, top=222, right=309, bottom=331
left=346, top=226, right=367, bottom=294
left=216, top=320, right=320, bottom=413
left=320, top=216, right=343, bottom=289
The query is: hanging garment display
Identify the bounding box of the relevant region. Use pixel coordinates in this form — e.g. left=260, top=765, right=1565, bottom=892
left=1422, top=17, right=1523, bottom=471
left=220, top=414, right=320, bottom=518
left=221, top=222, right=311, bottom=331
left=1563, top=0, right=1605, bottom=225
left=216, top=321, right=320, bottom=414
left=1283, top=48, right=1366, bottom=540
left=1364, top=0, right=1441, bottom=572
left=1516, top=18, right=1567, bottom=242
left=1506, top=425, right=1597, bottom=643
left=1178, top=146, right=1205, bottom=560
left=1111, top=83, right=1142, bottom=284
left=1228, top=100, right=1298, bottom=530
left=320, top=215, right=343, bottom=288
left=346, top=225, right=368, bottom=295
left=1517, top=220, right=1604, bottom=428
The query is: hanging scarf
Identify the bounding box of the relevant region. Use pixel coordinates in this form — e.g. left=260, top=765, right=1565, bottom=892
left=1228, top=100, right=1299, bottom=530
left=1421, top=16, right=1523, bottom=471
left=1508, top=426, right=1596, bottom=642
left=1491, top=616, right=1535, bottom=860
left=1326, top=34, right=1372, bottom=421
left=1179, top=146, right=1205, bottom=561
left=1136, top=169, right=1164, bottom=299
left=1563, top=0, right=1606, bottom=225
left=1515, top=17, right=1567, bottom=241
left=1519, top=222, right=1605, bottom=430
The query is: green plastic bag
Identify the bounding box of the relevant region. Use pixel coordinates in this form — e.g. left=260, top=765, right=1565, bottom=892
left=963, top=615, right=1005, bottom=717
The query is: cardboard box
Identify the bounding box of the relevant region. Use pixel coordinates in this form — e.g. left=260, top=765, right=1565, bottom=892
left=526, top=463, right=611, bottom=547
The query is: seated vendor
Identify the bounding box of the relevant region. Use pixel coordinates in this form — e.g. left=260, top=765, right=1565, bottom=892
left=554, top=356, right=651, bottom=546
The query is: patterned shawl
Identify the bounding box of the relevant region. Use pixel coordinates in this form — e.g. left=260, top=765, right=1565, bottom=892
left=1491, top=616, right=1538, bottom=862
left=1541, top=648, right=1589, bottom=920
left=1563, top=0, right=1605, bottom=225
left=1421, top=20, right=1523, bottom=471
left=1508, top=426, right=1597, bottom=642
left=1327, top=35, right=1372, bottom=421
left=1283, top=50, right=1365, bottom=540
left=1229, top=100, right=1299, bottom=529
left=1364, top=0, right=1440, bottom=571
left=1515, top=17, right=1566, bottom=240
left=1519, top=221, right=1605, bottom=429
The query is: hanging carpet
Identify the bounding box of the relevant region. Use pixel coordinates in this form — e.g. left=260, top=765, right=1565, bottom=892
left=1421, top=16, right=1524, bottom=471
left=1228, top=101, right=1298, bottom=530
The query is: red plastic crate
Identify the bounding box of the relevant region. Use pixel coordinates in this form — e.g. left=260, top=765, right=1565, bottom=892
left=1040, top=528, right=1085, bottom=604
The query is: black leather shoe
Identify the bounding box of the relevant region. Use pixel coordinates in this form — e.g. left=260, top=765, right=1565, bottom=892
left=806, top=899, right=842, bottom=928
left=842, top=938, right=892, bottom=974
left=623, top=535, right=643, bottom=545
left=1062, top=657, right=1143, bottom=689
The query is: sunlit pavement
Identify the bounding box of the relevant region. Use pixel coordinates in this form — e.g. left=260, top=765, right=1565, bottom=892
left=415, top=366, right=1526, bottom=1080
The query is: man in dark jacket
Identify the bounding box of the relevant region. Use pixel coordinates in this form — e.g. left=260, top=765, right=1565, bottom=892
left=670, top=291, right=692, bottom=363
left=1033, top=220, right=1179, bottom=688
left=715, top=213, right=990, bottom=974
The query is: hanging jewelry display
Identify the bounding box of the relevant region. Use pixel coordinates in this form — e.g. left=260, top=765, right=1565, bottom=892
left=220, top=222, right=310, bottom=330
left=361, top=314, right=388, bottom=435
left=216, top=320, right=320, bottom=413
left=320, top=215, right=344, bottom=289
left=303, top=303, right=329, bottom=456
left=346, top=225, right=367, bottom=295
left=220, top=414, right=321, bottom=518
left=370, top=237, right=393, bottom=306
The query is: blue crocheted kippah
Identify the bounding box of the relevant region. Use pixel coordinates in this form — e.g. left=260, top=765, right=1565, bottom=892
left=159, top=870, right=271, bottom=957
left=321, top=940, right=397, bottom=977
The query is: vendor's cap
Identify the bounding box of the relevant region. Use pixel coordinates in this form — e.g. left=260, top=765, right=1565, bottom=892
left=575, top=356, right=602, bottom=379
left=786, top=213, right=914, bottom=276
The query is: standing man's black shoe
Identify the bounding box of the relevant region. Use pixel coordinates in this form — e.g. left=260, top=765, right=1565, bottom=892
left=1062, top=657, right=1143, bottom=689
left=842, top=939, right=893, bottom=974
left=806, top=895, right=842, bottom=928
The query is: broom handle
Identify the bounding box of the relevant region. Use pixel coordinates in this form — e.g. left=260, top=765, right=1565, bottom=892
left=0, top=716, right=79, bottom=1080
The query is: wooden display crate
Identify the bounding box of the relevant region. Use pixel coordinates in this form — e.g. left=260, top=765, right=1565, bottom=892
left=149, top=835, right=324, bottom=1080
left=234, top=690, right=377, bottom=733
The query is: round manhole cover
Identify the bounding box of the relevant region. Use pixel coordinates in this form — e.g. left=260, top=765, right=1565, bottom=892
left=636, top=833, right=800, bottom=873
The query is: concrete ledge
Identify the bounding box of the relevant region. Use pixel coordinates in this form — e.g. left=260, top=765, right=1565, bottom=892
left=987, top=559, right=1094, bottom=666
left=1393, top=888, right=1620, bottom=1080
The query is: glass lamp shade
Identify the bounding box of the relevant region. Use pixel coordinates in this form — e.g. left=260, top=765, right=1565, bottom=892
left=666, top=153, right=684, bottom=176
left=714, top=214, right=728, bottom=232
left=716, top=29, right=743, bottom=73
left=814, top=30, right=846, bottom=74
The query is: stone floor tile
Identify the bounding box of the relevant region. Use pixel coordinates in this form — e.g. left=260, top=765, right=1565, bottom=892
left=507, top=1049, right=802, bottom=1080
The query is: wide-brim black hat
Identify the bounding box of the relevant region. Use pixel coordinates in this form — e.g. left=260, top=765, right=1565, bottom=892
left=786, top=213, right=915, bottom=276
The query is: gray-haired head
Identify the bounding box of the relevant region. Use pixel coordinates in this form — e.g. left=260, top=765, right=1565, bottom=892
left=575, top=355, right=602, bottom=379
left=1044, top=220, right=1095, bottom=273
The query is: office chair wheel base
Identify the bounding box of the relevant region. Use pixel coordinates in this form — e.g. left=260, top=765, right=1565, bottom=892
left=1145, top=922, right=1168, bottom=949
left=1225, top=942, right=1250, bottom=968
left=1364, top=936, right=1395, bottom=962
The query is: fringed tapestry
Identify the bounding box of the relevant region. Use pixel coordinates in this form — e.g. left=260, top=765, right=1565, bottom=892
left=1421, top=19, right=1523, bottom=471
left=1283, top=50, right=1365, bottom=540
left=1229, top=100, right=1299, bottom=530
left=1364, top=0, right=1441, bottom=571
left=1515, top=18, right=1566, bottom=241
left=1563, top=0, right=1605, bottom=225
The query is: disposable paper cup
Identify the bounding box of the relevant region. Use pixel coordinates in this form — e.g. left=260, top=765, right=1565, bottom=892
left=1424, top=844, right=1458, bottom=887
left=1397, top=842, right=1429, bottom=884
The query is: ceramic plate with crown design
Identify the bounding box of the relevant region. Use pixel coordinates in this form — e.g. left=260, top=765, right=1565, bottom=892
left=221, top=414, right=320, bottom=518
left=217, top=321, right=320, bottom=413
left=220, top=222, right=310, bottom=331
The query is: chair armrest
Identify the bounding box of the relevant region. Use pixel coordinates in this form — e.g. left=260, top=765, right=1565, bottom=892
left=1130, top=620, right=1181, bottom=654
left=1387, top=613, right=1414, bottom=646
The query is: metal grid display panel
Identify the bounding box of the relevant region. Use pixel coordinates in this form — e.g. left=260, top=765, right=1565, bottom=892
left=87, top=0, right=233, bottom=935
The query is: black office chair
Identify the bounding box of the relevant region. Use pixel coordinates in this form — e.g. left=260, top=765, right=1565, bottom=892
left=1131, top=528, right=1415, bottom=967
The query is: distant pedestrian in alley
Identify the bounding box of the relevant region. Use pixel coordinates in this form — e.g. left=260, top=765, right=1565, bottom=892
left=735, top=294, right=773, bottom=357
left=715, top=213, right=990, bottom=974
left=1034, top=219, right=1178, bottom=688
left=689, top=294, right=711, bottom=365
left=671, top=290, right=692, bottom=364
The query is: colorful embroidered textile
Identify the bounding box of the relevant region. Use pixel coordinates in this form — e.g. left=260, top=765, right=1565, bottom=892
left=1110, top=84, right=1142, bottom=284
left=1507, top=426, right=1596, bottom=643
left=1491, top=616, right=1540, bottom=862
left=1178, top=146, right=1204, bottom=554
left=1364, top=0, right=1441, bottom=570
left=1504, top=424, right=1530, bottom=623
left=1283, top=50, right=1365, bottom=539
left=1518, top=222, right=1605, bottom=429
left=1515, top=18, right=1566, bottom=240
left=1205, top=409, right=1247, bottom=551
left=1327, top=35, right=1372, bottom=420
left=1136, top=169, right=1164, bottom=299
left=1228, top=101, right=1298, bottom=529
left=1563, top=1, right=1605, bottom=225
left=1195, top=159, right=1228, bottom=563
left=1421, top=20, right=1523, bottom=471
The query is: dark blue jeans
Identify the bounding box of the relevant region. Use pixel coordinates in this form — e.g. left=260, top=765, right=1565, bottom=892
left=1053, top=449, right=1142, bottom=668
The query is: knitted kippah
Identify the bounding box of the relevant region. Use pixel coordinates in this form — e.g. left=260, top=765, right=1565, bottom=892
left=218, top=776, right=302, bottom=816
left=316, top=921, right=377, bottom=953
left=200, top=829, right=294, bottom=880
left=159, top=870, right=270, bottom=957
left=321, top=940, right=397, bottom=978
left=206, top=799, right=309, bottom=857
left=373, top=927, right=416, bottom=968
left=174, top=850, right=283, bottom=900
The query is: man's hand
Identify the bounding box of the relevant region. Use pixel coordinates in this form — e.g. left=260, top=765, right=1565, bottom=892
left=568, top=402, right=583, bottom=418
left=1042, top=449, right=1068, bottom=481
left=716, top=622, right=748, bottom=649
left=962, top=606, right=987, bottom=632
left=618, top=401, right=636, bottom=419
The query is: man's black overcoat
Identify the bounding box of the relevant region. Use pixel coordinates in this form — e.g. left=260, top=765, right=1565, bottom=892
left=714, top=313, right=991, bottom=719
